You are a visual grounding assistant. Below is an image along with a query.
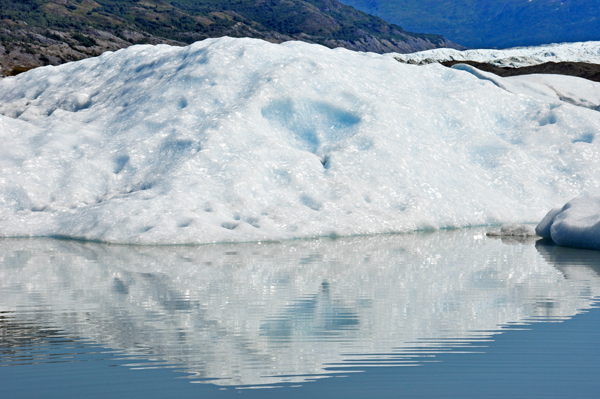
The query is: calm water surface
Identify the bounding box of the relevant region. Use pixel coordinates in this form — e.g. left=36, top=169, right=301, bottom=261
left=1, top=228, right=600, bottom=398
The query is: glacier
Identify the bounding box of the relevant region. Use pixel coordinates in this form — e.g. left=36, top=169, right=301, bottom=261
left=1, top=37, right=600, bottom=244
left=392, top=41, right=600, bottom=67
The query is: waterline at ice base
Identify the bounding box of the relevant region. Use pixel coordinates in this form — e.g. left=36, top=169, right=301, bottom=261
left=1, top=37, right=600, bottom=244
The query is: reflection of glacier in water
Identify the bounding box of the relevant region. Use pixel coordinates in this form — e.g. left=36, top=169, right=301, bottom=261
left=1, top=229, right=600, bottom=387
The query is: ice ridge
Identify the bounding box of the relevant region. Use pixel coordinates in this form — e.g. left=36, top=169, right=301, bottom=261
left=392, top=41, right=600, bottom=67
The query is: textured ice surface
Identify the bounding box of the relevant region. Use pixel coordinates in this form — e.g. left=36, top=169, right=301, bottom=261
left=504, top=74, right=600, bottom=111
left=392, top=41, right=600, bottom=67
left=1, top=37, right=600, bottom=244
left=536, top=197, right=600, bottom=250
left=451, top=63, right=600, bottom=110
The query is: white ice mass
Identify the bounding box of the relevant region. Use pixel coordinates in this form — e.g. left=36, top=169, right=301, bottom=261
left=392, top=41, right=600, bottom=67
left=1, top=37, right=600, bottom=244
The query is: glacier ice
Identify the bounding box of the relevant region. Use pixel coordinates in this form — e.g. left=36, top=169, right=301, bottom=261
left=1, top=37, right=600, bottom=244
left=536, top=197, right=600, bottom=250
left=451, top=63, right=600, bottom=110
left=504, top=74, right=600, bottom=111
left=392, top=41, right=600, bottom=67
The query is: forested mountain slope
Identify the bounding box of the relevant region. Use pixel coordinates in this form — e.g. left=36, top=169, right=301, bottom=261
left=0, top=0, right=460, bottom=76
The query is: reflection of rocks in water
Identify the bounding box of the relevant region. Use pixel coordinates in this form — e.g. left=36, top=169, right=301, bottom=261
left=0, top=313, right=81, bottom=366
left=487, top=235, right=539, bottom=245
left=2, top=229, right=600, bottom=387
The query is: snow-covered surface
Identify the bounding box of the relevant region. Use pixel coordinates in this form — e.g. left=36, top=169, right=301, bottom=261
left=451, top=63, right=600, bottom=110
left=392, top=41, right=600, bottom=67
left=504, top=74, right=600, bottom=111
left=536, top=197, right=600, bottom=250
left=1, top=37, right=600, bottom=244
left=1, top=231, right=599, bottom=386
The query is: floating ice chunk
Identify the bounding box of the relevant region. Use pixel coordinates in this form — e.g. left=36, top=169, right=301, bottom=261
left=536, top=197, right=600, bottom=250
left=486, top=223, right=537, bottom=237
left=535, top=207, right=563, bottom=239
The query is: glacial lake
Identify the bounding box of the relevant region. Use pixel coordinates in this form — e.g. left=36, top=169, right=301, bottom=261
left=2, top=227, right=600, bottom=398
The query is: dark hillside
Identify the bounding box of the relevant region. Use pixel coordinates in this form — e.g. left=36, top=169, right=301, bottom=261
left=0, top=0, right=461, bottom=76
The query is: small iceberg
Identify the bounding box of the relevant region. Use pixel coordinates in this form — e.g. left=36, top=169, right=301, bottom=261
left=536, top=197, right=600, bottom=250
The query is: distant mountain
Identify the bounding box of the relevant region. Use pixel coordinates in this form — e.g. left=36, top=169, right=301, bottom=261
left=337, top=0, right=600, bottom=49
left=0, top=0, right=461, bottom=76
